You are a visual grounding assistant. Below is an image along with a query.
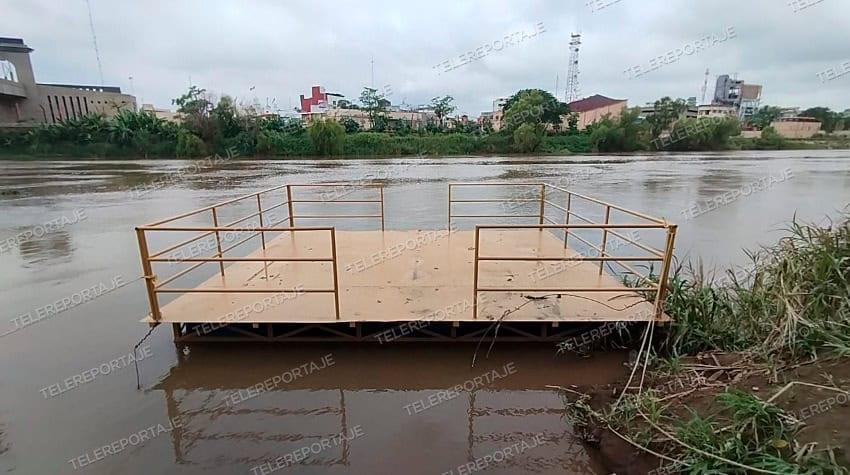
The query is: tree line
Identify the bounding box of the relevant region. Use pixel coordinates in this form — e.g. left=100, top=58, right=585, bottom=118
left=0, top=86, right=844, bottom=158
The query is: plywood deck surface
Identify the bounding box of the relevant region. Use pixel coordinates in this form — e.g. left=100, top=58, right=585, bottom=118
left=148, top=229, right=664, bottom=324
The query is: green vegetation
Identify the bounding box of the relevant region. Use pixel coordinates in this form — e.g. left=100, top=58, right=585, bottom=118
left=589, top=108, right=648, bottom=152
left=751, top=105, right=783, bottom=130
left=307, top=119, right=345, bottom=155
left=647, top=97, right=688, bottom=140
left=665, top=117, right=741, bottom=151
left=801, top=107, right=846, bottom=133
left=564, top=216, right=850, bottom=473
left=0, top=87, right=845, bottom=159
left=663, top=218, right=850, bottom=358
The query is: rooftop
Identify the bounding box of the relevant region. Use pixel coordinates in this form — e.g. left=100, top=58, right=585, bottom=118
left=567, top=94, right=626, bottom=113
left=0, top=37, right=32, bottom=53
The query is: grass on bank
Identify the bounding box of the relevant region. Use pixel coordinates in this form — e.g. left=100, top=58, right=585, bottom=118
left=563, top=215, right=850, bottom=474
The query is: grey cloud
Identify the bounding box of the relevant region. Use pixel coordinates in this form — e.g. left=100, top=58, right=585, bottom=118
left=1, top=0, right=847, bottom=115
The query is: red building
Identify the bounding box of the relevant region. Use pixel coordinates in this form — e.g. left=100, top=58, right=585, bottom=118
left=299, top=85, right=328, bottom=113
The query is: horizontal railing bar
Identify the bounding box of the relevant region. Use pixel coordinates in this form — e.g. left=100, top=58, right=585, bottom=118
left=294, top=214, right=382, bottom=219
left=148, top=257, right=333, bottom=262
left=544, top=184, right=667, bottom=225
left=609, top=259, right=656, bottom=284
left=216, top=200, right=289, bottom=229
left=219, top=231, right=261, bottom=254
left=452, top=214, right=541, bottom=218
left=290, top=199, right=381, bottom=203
left=568, top=233, right=604, bottom=253
left=149, top=231, right=217, bottom=259
left=476, top=223, right=666, bottom=229
left=137, top=226, right=334, bottom=231
left=606, top=229, right=665, bottom=257
left=544, top=200, right=567, bottom=213
left=154, top=260, right=208, bottom=288
left=288, top=183, right=384, bottom=187
left=449, top=199, right=539, bottom=203
left=149, top=201, right=285, bottom=258
left=478, top=256, right=662, bottom=262
left=222, top=209, right=270, bottom=228
left=449, top=182, right=543, bottom=186
left=264, top=217, right=291, bottom=228
left=567, top=210, right=596, bottom=224
left=144, top=184, right=289, bottom=227
left=477, top=287, right=658, bottom=292
left=155, top=288, right=332, bottom=293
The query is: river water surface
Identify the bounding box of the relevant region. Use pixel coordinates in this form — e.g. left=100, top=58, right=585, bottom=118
left=1, top=151, right=849, bottom=474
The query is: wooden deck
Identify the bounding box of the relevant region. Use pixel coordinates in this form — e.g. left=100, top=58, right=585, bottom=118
left=146, top=229, right=663, bottom=325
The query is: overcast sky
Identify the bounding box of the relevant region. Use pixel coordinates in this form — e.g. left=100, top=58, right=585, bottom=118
left=2, top=0, right=849, bottom=116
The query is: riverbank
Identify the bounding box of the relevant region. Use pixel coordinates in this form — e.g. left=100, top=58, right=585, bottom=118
left=0, top=136, right=846, bottom=161
left=558, top=216, right=850, bottom=474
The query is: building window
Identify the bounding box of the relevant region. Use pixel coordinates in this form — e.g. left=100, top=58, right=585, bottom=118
left=0, top=60, right=17, bottom=82
left=54, top=96, right=63, bottom=122
left=83, top=97, right=89, bottom=115
left=47, top=97, right=56, bottom=123
left=76, top=96, right=83, bottom=117
left=61, top=96, right=71, bottom=120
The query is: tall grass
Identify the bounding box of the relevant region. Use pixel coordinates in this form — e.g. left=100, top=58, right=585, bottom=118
left=661, top=216, right=850, bottom=359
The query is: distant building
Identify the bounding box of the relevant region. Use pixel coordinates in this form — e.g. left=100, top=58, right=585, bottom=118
left=479, top=99, right=508, bottom=131
left=697, top=104, right=737, bottom=118
left=713, top=74, right=762, bottom=120
left=770, top=117, right=821, bottom=139
left=299, top=85, right=435, bottom=130
left=641, top=103, right=698, bottom=120
left=566, top=94, right=627, bottom=130
left=141, top=104, right=182, bottom=123
left=0, top=37, right=136, bottom=128
left=779, top=107, right=801, bottom=119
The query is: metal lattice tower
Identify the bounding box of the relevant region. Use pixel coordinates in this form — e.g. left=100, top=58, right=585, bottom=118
left=565, top=33, right=581, bottom=103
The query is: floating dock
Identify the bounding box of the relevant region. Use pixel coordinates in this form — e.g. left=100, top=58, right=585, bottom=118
left=136, top=183, right=677, bottom=342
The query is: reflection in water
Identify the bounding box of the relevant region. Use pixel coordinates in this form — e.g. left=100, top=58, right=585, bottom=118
left=17, top=230, right=74, bottom=267
left=154, top=345, right=611, bottom=474
left=695, top=167, right=745, bottom=199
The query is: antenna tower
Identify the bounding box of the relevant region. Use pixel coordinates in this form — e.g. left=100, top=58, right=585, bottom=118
left=565, top=33, right=581, bottom=103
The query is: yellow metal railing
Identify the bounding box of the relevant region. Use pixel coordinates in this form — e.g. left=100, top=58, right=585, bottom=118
left=135, top=183, right=385, bottom=323
left=450, top=183, right=676, bottom=320
left=136, top=181, right=674, bottom=325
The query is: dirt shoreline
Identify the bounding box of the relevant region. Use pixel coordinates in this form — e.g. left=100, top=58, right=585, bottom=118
left=564, top=353, right=850, bottom=474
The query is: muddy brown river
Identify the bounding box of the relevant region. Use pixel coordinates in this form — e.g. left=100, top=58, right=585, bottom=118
left=1, top=151, right=849, bottom=474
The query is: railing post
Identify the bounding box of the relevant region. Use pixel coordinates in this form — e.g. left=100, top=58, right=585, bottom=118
left=654, top=225, right=678, bottom=320
left=135, top=228, right=162, bottom=321
left=286, top=184, right=295, bottom=227
left=473, top=225, right=480, bottom=320
left=379, top=185, right=385, bottom=232
left=330, top=228, right=341, bottom=320
left=447, top=184, right=452, bottom=230
left=210, top=208, right=225, bottom=277
left=538, top=184, right=546, bottom=225
left=564, top=192, right=572, bottom=248
left=256, top=193, right=266, bottom=250
left=256, top=193, right=269, bottom=280
left=598, top=205, right=611, bottom=275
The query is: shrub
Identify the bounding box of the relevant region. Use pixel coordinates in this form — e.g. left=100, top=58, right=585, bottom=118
left=176, top=131, right=206, bottom=157
left=512, top=124, right=544, bottom=152
left=308, top=119, right=345, bottom=155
